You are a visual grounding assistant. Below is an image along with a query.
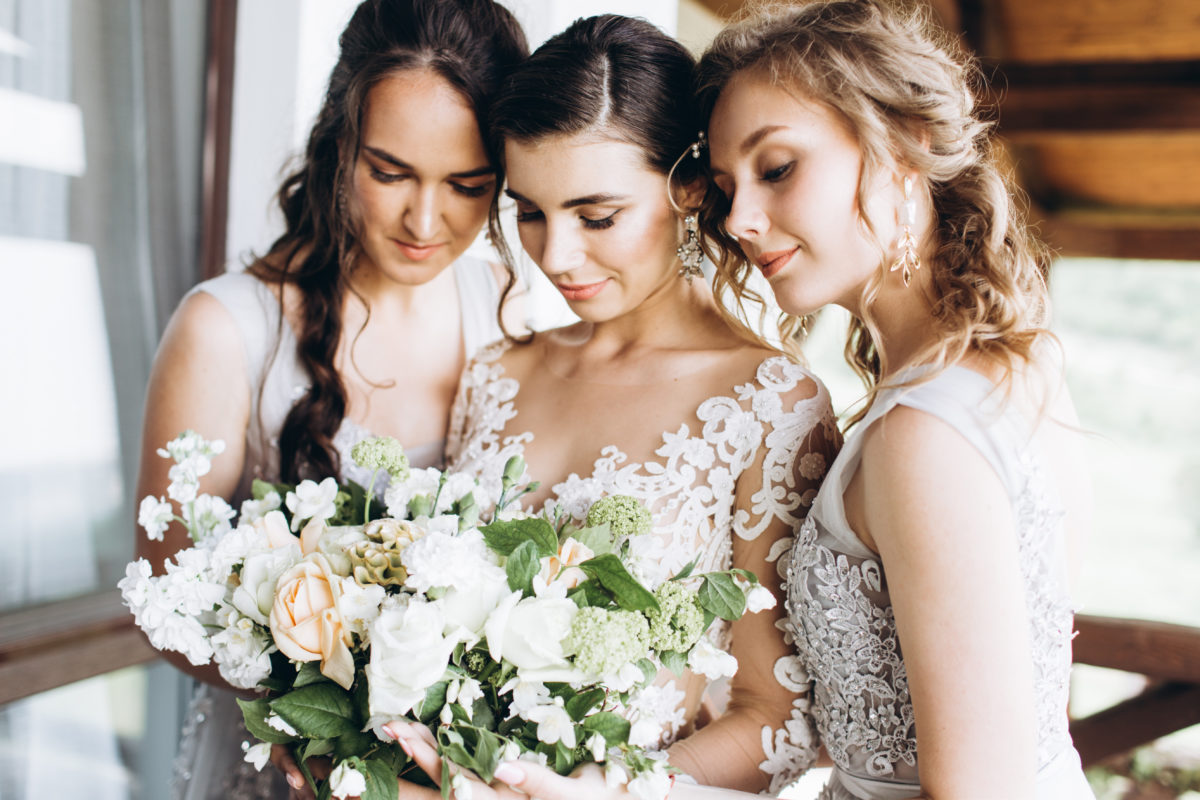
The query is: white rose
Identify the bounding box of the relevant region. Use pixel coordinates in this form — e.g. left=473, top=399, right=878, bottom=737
left=440, top=564, right=510, bottom=643
left=745, top=584, right=777, bottom=613
left=329, top=761, right=367, bottom=799
left=232, top=544, right=301, bottom=625
left=484, top=591, right=581, bottom=681
left=365, top=599, right=455, bottom=725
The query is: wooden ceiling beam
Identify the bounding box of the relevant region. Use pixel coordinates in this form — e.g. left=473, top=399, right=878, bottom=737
left=986, top=61, right=1200, bottom=134
left=1036, top=210, right=1200, bottom=262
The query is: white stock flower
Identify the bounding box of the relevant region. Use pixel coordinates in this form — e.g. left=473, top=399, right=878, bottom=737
left=365, top=599, right=455, bottom=725
left=525, top=700, right=576, bottom=749
left=138, top=496, right=174, bottom=541
left=587, top=733, right=607, bottom=762
left=450, top=773, right=474, bottom=800
left=484, top=591, right=580, bottom=681
left=242, top=741, right=271, bottom=771
left=240, top=490, right=282, bottom=522
left=185, top=494, right=236, bottom=542
left=335, top=576, right=386, bottom=638
left=687, top=638, right=738, bottom=680
left=285, top=478, right=339, bottom=531
left=211, top=610, right=274, bottom=688
left=329, top=761, right=367, bottom=799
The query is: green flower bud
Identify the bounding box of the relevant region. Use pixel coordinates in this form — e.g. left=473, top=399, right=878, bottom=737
left=584, top=495, right=652, bottom=540
left=350, top=436, right=410, bottom=479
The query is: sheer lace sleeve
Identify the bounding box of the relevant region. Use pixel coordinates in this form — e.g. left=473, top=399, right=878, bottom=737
left=445, top=339, right=523, bottom=487
left=669, top=359, right=840, bottom=792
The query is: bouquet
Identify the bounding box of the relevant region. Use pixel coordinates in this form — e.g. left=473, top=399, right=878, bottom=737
left=122, top=431, right=777, bottom=800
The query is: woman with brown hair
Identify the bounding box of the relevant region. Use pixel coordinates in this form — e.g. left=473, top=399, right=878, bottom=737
left=135, top=1, right=526, bottom=797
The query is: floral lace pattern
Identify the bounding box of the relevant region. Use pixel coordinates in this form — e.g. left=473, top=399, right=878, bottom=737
left=447, top=340, right=838, bottom=790
left=786, top=370, right=1078, bottom=792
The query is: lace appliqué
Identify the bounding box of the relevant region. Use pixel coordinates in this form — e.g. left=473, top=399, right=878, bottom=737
left=172, top=684, right=283, bottom=800
left=448, top=341, right=835, bottom=788
left=787, top=442, right=1076, bottom=783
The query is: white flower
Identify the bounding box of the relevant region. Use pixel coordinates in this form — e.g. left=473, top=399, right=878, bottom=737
left=440, top=565, right=510, bottom=644
left=383, top=467, right=441, bottom=518
left=605, top=762, right=629, bottom=789
left=231, top=544, right=301, bottom=625
left=537, top=537, right=594, bottom=591
left=401, top=529, right=494, bottom=594
left=745, top=585, right=776, bottom=613
left=242, top=741, right=271, bottom=771
left=438, top=473, right=478, bottom=513
left=627, top=764, right=672, bottom=800
left=687, top=639, right=738, bottom=680
left=185, top=494, right=236, bottom=542
left=450, top=773, right=474, bottom=800
left=211, top=610, right=274, bottom=688
left=266, top=713, right=298, bottom=736
left=605, top=662, right=646, bottom=693
left=484, top=592, right=580, bottom=681
left=628, top=716, right=662, bottom=748
left=525, top=700, right=576, bottom=749
left=587, top=733, right=607, bottom=762
left=138, top=496, right=174, bottom=541
left=240, top=490, right=282, bottom=522
left=329, top=761, right=367, bottom=799
left=285, top=477, right=339, bottom=531
left=335, top=577, right=386, bottom=638
left=499, top=679, right=550, bottom=718
left=365, top=599, right=455, bottom=727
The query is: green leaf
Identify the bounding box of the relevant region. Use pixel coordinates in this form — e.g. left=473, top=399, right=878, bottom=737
left=698, top=573, right=745, bottom=621
left=570, top=524, right=613, bottom=556
left=417, top=681, right=449, bottom=724
left=236, top=697, right=296, bottom=744
left=565, top=688, right=606, bottom=721
left=270, top=683, right=359, bottom=739
left=670, top=558, right=698, bottom=582
left=660, top=649, right=688, bottom=676
left=506, top=539, right=541, bottom=594
left=635, top=658, right=658, bottom=685
left=481, top=518, right=558, bottom=558
left=357, top=756, right=400, bottom=800
left=251, top=478, right=288, bottom=500
left=582, top=712, right=630, bottom=745
left=332, top=728, right=378, bottom=759
left=293, top=661, right=327, bottom=688
left=579, top=555, right=659, bottom=613
left=730, top=568, right=758, bottom=585
left=555, top=740, right=574, bottom=774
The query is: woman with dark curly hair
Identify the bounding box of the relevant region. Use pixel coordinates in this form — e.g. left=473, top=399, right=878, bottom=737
left=134, top=1, right=526, bottom=797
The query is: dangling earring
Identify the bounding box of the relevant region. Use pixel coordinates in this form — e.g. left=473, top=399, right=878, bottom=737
left=677, top=214, right=704, bottom=282
left=890, top=175, right=921, bottom=287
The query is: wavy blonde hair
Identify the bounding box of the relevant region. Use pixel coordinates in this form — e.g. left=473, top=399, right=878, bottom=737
left=695, top=0, right=1054, bottom=422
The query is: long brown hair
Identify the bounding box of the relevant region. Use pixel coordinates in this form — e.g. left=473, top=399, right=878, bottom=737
left=248, top=0, right=526, bottom=481
left=695, top=0, right=1053, bottom=421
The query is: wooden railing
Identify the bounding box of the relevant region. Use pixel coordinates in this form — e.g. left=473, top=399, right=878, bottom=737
left=1071, top=614, right=1200, bottom=765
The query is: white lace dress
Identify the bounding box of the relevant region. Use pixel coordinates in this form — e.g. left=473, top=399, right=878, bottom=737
left=786, top=366, right=1094, bottom=800
left=446, top=339, right=840, bottom=791
left=170, top=259, right=503, bottom=800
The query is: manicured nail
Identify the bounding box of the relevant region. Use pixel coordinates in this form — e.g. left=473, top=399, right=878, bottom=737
left=397, top=737, right=414, bottom=757
left=287, top=773, right=304, bottom=789
left=493, top=762, right=525, bottom=785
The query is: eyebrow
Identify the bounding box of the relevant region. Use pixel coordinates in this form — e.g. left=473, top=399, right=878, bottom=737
left=363, top=146, right=494, bottom=179
left=505, top=188, right=628, bottom=209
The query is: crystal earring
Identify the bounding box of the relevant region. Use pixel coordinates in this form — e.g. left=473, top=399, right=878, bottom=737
left=889, top=175, right=921, bottom=287
left=677, top=215, right=704, bottom=282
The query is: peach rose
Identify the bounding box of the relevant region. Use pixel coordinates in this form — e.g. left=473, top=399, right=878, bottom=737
left=255, top=510, right=297, bottom=549
left=270, top=554, right=355, bottom=688
left=539, top=537, right=595, bottom=589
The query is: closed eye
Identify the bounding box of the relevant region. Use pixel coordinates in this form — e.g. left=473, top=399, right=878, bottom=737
left=369, top=166, right=408, bottom=184
left=581, top=210, right=619, bottom=231
left=762, top=161, right=794, bottom=183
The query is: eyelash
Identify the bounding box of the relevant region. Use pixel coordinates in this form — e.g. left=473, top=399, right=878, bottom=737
left=368, top=167, right=491, bottom=197
left=761, top=162, right=794, bottom=183
left=513, top=209, right=620, bottom=230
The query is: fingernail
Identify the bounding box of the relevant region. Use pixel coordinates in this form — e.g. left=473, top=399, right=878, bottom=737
left=493, top=762, right=524, bottom=785
left=287, top=774, right=304, bottom=789
left=397, top=737, right=414, bottom=757
left=384, top=722, right=406, bottom=741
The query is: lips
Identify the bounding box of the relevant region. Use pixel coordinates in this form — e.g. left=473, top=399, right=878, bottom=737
left=756, top=246, right=799, bottom=279
left=393, top=239, right=444, bottom=261
left=555, top=279, right=609, bottom=301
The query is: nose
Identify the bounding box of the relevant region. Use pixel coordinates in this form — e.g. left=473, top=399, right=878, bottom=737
left=724, top=184, right=769, bottom=242
left=538, top=221, right=586, bottom=276
left=402, top=183, right=441, bottom=242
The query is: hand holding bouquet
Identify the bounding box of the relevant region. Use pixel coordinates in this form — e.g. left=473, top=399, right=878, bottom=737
left=122, top=432, right=777, bottom=800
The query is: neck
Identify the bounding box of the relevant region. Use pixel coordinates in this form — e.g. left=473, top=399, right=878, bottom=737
left=346, top=261, right=458, bottom=317
left=577, top=273, right=722, bottom=358
left=845, top=268, right=940, bottom=380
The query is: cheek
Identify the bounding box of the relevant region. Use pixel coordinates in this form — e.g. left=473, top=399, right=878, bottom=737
left=517, top=225, right=545, bottom=266
left=445, top=193, right=491, bottom=234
